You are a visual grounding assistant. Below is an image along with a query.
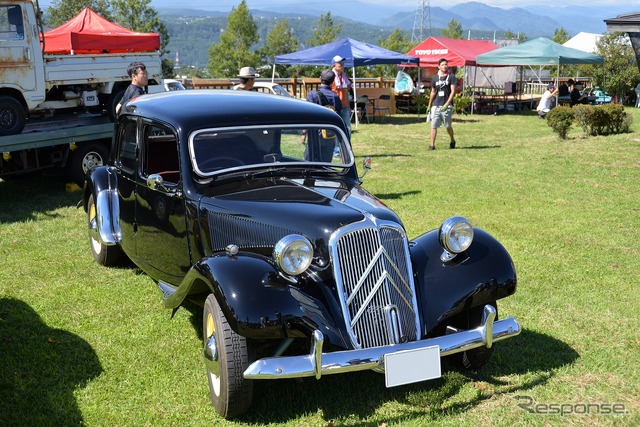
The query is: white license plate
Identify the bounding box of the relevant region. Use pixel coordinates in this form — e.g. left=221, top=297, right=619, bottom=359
left=384, top=345, right=441, bottom=388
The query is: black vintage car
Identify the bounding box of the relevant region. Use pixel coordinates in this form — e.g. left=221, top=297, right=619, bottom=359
left=83, top=90, right=521, bottom=419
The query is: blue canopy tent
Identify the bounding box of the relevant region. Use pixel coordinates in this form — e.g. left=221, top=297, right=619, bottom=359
left=274, top=38, right=419, bottom=124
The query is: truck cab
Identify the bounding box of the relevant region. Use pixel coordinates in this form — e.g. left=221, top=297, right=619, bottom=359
left=0, top=0, right=163, bottom=135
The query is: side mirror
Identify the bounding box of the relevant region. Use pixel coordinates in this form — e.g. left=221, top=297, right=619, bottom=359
left=359, top=156, right=372, bottom=180
left=147, top=173, right=164, bottom=190
left=147, top=173, right=182, bottom=196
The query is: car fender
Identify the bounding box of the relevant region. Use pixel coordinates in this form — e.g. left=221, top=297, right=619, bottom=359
left=83, top=166, right=122, bottom=245
left=409, top=228, right=517, bottom=335
left=164, top=253, right=350, bottom=347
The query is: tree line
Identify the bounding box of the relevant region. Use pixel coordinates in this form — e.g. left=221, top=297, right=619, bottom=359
left=45, top=0, right=638, bottom=101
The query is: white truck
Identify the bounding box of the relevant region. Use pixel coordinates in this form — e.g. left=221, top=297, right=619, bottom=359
left=0, top=0, right=163, bottom=136
left=0, top=0, right=164, bottom=183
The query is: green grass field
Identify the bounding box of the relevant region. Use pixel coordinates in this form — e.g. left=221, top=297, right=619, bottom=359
left=1, top=108, right=639, bottom=426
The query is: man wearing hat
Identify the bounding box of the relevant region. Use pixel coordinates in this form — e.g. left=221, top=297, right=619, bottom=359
left=307, top=69, right=342, bottom=113
left=234, top=67, right=258, bottom=91
left=536, top=82, right=558, bottom=119
left=331, top=55, right=352, bottom=137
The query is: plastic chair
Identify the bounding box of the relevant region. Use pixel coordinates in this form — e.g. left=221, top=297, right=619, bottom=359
left=373, top=94, right=391, bottom=122
left=351, top=95, right=369, bottom=124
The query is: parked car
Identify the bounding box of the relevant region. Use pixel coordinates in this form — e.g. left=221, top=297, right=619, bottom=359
left=164, top=78, right=186, bottom=91
left=593, top=88, right=612, bottom=104
left=252, top=81, right=293, bottom=97
left=83, top=90, right=521, bottom=419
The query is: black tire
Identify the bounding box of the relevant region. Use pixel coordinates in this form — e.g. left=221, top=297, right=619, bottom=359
left=0, top=95, right=26, bottom=135
left=68, top=142, right=109, bottom=185
left=203, top=293, right=253, bottom=419
left=87, top=194, right=122, bottom=266
left=106, top=88, right=125, bottom=121
left=450, top=302, right=498, bottom=370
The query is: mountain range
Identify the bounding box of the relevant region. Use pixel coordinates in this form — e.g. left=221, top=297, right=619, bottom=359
left=152, top=1, right=636, bottom=36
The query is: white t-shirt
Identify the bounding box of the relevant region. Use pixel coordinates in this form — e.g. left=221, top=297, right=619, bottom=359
left=537, top=90, right=554, bottom=112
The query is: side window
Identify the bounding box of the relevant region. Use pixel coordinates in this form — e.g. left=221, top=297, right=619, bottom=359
left=0, top=6, right=24, bottom=40
left=117, top=120, right=138, bottom=173
left=142, top=124, right=179, bottom=183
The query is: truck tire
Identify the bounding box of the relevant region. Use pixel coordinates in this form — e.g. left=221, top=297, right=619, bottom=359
left=0, top=95, right=26, bottom=135
left=69, top=142, right=109, bottom=185
left=106, top=89, right=125, bottom=121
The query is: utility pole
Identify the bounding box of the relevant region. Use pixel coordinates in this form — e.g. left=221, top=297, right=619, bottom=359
left=411, top=0, right=431, bottom=43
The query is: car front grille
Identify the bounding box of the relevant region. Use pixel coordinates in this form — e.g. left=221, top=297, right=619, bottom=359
left=331, top=218, right=420, bottom=349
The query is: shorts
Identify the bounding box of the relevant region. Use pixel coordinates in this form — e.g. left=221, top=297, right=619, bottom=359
left=430, top=105, right=453, bottom=129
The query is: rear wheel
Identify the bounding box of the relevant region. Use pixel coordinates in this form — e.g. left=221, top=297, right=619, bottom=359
left=450, top=302, right=497, bottom=370
left=0, top=95, right=26, bottom=135
left=203, top=293, right=253, bottom=419
left=87, top=194, right=122, bottom=266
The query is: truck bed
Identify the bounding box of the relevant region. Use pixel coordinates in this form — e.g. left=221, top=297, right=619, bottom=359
left=0, top=113, right=113, bottom=152
left=43, top=51, right=162, bottom=88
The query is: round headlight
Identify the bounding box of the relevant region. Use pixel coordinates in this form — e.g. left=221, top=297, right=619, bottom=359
left=273, top=234, right=313, bottom=276
left=439, top=216, right=474, bottom=255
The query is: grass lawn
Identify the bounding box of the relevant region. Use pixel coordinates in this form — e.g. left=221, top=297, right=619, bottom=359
left=1, top=107, right=639, bottom=426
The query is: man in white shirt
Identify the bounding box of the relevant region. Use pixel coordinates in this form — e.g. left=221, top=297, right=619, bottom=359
left=536, top=82, right=558, bottom=119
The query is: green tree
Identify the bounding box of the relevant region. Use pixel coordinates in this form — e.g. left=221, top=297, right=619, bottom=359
left=46, top=0, right=112, bottom=27
left=111, top=0, right=172, bottom=77
left=207, top=0, right=259, bottom=78
left=581, top=32, right=638, bottom=103
left=502, top=30, right=527, bottom=42
left=112, top=0, right=169, bottom=52
left=307, top=12, right=341, bottom=47
left=258, top=19, right=299, bottom=78
left=440, top=19, right=463, bottom=40
left=370, top=29, right=413, bottom=78
left=553, top=27, right=570, bottom=45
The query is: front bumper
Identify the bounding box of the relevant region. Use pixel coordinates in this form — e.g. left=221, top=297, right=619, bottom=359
left=243, top=305, right=520, bottom=381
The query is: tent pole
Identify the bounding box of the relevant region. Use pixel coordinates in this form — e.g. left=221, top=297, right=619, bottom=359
left=417, top=65, right=421, bottom=120
left=271, top=64, right=276, bottom=82
left=352, top=65, right=359, bottom=128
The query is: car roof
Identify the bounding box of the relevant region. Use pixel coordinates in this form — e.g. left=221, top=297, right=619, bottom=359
left=122, top=90, right=345, bottom=131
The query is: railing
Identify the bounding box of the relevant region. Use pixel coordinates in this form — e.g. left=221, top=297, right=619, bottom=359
left=187, top=77, right=396, bottom=99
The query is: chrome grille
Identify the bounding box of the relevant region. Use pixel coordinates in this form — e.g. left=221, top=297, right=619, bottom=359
left=208, top=212, right=298, bottom=252
left=331, top=219, right=419, bottom=349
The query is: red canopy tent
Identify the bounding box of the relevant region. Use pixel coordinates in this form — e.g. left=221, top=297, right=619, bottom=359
left=407, top=37, right=498, bottom=67
left=42, top=8, right=160, bottom=54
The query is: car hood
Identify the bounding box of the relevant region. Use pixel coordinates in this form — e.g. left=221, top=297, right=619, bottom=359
left=198, top=178, right=402, bottom=257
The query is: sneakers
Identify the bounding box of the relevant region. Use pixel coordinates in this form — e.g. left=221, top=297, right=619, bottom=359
left=449, top=140, right=456, bottom=149
left=428, top=145, right=435, bottom=150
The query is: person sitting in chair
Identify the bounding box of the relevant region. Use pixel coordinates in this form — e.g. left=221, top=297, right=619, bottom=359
left=570, top=81, right=589, bottom=107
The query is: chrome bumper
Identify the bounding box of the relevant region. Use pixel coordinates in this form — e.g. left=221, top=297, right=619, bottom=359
left=244, top=305, right=520, bottom=381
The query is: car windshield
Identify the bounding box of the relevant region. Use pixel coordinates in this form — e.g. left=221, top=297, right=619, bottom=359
left=166, top=81, right=186, bottom=91
left=271, top=85, right=292, bottom=97
left=189, top=125, right=353, bottom=177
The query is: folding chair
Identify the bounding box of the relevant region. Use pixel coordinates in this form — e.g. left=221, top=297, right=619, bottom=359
left=373, top=94, right=391, bottom=123
left=351, top=95, right=369, bottom=124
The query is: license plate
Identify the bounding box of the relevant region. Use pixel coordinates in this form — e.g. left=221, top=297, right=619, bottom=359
left=384, top=345, right=441, bottom=388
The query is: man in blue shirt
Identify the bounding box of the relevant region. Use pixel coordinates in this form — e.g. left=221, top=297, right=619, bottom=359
left=307, top=69, right=342, bottom=114
left=305, top=69, right=343, bottom=161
